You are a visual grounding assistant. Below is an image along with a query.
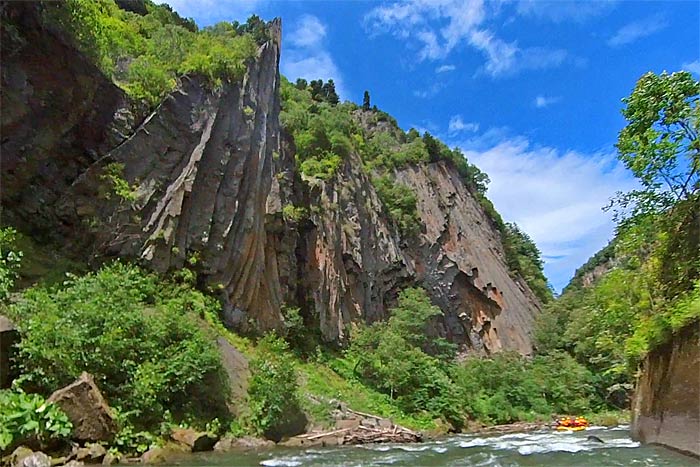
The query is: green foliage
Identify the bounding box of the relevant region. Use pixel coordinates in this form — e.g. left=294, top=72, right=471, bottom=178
left=123, top=55, right=176, bottom=106
left=610, top=71, right=699, bottom=221
left=372, top=176, right=421, bottom=238
left=453, top=352, right=595, bottom=424
left=502, top=223, right=553, bottom=302
left=101, top=162, right=137, bottom=203
left=307, top=79, right=339, bottom=105
left=626, top=281, right=700, bottom=361
left=42, top=0, right=261, bottom=106
left=349, top=288, right=461, bottom=426
left=363, top=90, right=371, bottom=111
left=247, top=334, right=302, bottom=437
left=0, top=390, right=72, bottom=453
left=281, top=78, right=358, bottom=180
left=281, top=205, right=308, bottom=223
left=535, top=71, right=700, bottom=412
left=8, top=263, right=229, bottom=429
left=0, top=227, right=22, bottom=302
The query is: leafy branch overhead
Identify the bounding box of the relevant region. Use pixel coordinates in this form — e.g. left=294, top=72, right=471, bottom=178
left=611, top=71, right=699, bottom=220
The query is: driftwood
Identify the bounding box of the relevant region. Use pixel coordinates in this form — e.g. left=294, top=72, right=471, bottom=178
left=343, top=425, right=422, bottom=445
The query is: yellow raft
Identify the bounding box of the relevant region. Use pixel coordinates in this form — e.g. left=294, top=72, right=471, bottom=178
left=555, top=425, right=587, bottom=432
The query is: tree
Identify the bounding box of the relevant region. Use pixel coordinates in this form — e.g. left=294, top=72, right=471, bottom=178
left=363, top=90, right=371, bottom=111
left=322, top=79, right=339, bottom=105
left=294, top=78, right=308, bottom=90
left=610, top=71, right=699, bottom=221
left=422, top=132, right=441, bottom=163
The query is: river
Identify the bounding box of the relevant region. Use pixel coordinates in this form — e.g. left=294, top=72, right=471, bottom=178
left=163, top=426, right=697, bottom=466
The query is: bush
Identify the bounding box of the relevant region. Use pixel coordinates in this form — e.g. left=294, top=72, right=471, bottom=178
left=349, top=288, right=461, bottom=426
left=372, top=176, right=421, bottom=238
left=42, top=0, right=261, bottom=106
left=247, top=334, right=302, bottom=437
left=0, top=227, right=22, bottom=301
left=453, top=351, right=595, bottom=424
left=0, top=390, right=72, bottom=453
left=8, top=263, right=229, bottom=429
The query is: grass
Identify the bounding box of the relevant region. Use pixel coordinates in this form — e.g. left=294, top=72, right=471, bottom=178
left=203, top=310, right=440, bottom=433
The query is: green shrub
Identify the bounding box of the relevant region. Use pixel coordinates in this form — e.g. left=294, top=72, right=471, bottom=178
left=0, top=227, right=22, bottom=301
left=349, top=288, right=461, bottom=426
left=281, top=205, right=308, bottom=223
left=101, top=162, right=137, bottom=203
left=123, top=56, right=175, bottom=106
left=0, top=390, right=72, bottom=453
left=247, top=334, right=302, bottom=437
left=372, top=176, right=421, bottom=238
left=9, top=263, right=229, bottom=429
left=453, top=351, right=594, bottom=424
left=42, top=0, right=261, bottom=107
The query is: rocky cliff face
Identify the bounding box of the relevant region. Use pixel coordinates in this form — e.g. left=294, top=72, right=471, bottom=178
left=1, top=5, right=541, bottom=353
left=631, top=323, right=700, bottom=457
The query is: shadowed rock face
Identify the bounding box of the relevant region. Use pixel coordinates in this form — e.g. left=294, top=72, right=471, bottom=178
left=1, top=7, right=541, bottom=353
left=0, top=2, right=138, bottom=236
left=631, top=323, right=700, bottom=457
left=61, top=20, right=285, bottom=333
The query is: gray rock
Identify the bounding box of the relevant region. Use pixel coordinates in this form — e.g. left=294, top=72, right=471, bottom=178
left=0, top=315, right=18, bottom=388
left=216, top=337, right=250, bottom=415
left=170, top=428, right=218, bottom=452
left=47, top=373, right=117, bottom=442
left=14, top=451, right=50, bottom=467
left=75, top=443, right=107, bottom=462
left=213, top=437, right=275, bottom=452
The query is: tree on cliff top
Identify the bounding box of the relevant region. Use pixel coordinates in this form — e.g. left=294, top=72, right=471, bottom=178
left=610, top=70, right=699, bottom=221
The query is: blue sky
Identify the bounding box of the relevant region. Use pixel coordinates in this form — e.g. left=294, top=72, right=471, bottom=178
left=165, top=0, right=700, bottom=292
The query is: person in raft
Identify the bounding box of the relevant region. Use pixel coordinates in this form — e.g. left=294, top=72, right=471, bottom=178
left=556, top=416, right=589, bottom=429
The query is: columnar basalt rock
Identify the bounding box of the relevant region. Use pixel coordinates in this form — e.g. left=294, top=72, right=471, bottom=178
left=1, top=6, right=542, bottom=354
left=631, top=323, right=700, bottom=457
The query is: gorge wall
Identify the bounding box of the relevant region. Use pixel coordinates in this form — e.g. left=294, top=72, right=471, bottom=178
left=631, top=323, right=700, bottom=457
left=1, top=3, right=541, bottom=355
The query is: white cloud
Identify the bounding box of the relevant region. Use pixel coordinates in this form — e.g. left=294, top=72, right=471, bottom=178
left=436, top=64, right=456, bottom=73
left=534, top=95, right=560, bottom=108
left=448, top=115, right=479, bottom=134
left=364, top=0, right=572, bottom=78
left=516, top=0, right=616, bottom=23
left=457, top=136, right=636, bottom=291
left=607, top=14, right=668, bottom=47
left=682, top=60, right=700, bottom=76
left=413, top=82, right=444, bottom=98
left=289, top=14, right=326, bottom=48
left=281, top=15, right=348, bottom=99
left=165, top=0, right=263, bottom=25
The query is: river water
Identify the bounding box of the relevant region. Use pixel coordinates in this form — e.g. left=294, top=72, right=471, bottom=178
left=167, top=426, right=697, bottom=466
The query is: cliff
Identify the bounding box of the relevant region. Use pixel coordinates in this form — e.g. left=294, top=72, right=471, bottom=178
left=1, top=3, right=541, bottom=354
left=631, top=323, right=700, bottom=457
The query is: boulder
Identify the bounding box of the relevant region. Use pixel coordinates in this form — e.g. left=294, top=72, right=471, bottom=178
left=216, top=337, right=250, bottom=416
left=47, top=373, right=117, bottom=442
left=0, top=315, right=19, bottom=389
left=10, top=449, right=50, bottom=467
left=100, top=452, right=120, bottom=465
left=74, top=443, right=107, bottom=462
left=169, top=428, right=218, bottom=452
left=139, top=445, right=188, bottom=465
left=213, top=437, right=275, bottom=452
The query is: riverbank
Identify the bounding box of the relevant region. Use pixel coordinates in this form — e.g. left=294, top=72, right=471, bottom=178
left=157, top=425, right=698, bottom=467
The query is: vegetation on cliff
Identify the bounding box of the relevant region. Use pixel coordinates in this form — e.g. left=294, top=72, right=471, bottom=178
left=36, top=0, right=265, bottom=105
left=535, top=70, right=699, bottom=408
